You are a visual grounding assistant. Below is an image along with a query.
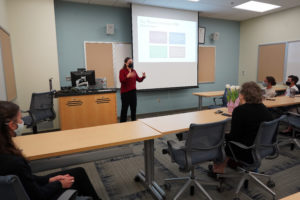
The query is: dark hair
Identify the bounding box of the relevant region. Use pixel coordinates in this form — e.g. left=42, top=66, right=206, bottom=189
left=0, top=101, right=24, bottom=157
left=266, top=76, right=276, bottom=86
left=288, top=75, right=299, bottom=84
left=123, top=57, right=131, bottom=69
left=240, top=81, right=263, bottom=104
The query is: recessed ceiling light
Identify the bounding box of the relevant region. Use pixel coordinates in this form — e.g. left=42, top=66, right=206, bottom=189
left=234, top=1, right=280, bottom=13
left=188, top=0, right=200, bottom=2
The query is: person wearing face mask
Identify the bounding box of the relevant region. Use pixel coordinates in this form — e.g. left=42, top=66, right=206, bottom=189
left=209, top=82, right=273, bottom=175
left=119, top=57, right=146, bottom=122
left=263, top=76, right=276, bottom=98
left=0, top=101, right=101, bottom=200
left=285, top=75, right=299, bottom=97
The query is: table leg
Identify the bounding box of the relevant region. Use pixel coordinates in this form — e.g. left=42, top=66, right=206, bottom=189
left=135, top=139, right=166, bottom=200
left=198, top=96, right=203, bottom=110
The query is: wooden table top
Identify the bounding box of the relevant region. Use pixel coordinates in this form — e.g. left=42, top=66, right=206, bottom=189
left=193, top=91, right=224, bottom=97
left=13, top=121, right=161, bottom=161
left=280, top=192, right=300, bottom=200
left=193, top=87, right=287, bottom=98
left=139, top=107, right=229, bottom=135
left=263, top=96, right=300, bottom=108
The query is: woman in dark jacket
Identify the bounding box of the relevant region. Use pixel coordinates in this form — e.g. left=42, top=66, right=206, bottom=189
left=0, top=101, right=100, bottom=200
left=212, top=82, right=273, bottom=174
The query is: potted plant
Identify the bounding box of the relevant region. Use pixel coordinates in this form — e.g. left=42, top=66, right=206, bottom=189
left=226, top=84, right=240, bottom=113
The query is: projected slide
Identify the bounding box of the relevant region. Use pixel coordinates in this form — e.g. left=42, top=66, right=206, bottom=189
left=137, top=16, right=197, bottom=62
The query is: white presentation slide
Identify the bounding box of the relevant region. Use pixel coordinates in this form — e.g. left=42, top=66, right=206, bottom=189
left=132, top=4, right=198, bottom=90
left=137, top=16, right=197, bottom=63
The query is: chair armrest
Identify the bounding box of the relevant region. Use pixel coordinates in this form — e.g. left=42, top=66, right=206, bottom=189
left=288, top=111, right=300, bottom=117
left=57, top=189, right=78, bottom=200
left=228, top=141, right=254, bottom=150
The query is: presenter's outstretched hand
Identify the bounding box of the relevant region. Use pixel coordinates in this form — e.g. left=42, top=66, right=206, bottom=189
left=142, top=72, right=146, bottom=78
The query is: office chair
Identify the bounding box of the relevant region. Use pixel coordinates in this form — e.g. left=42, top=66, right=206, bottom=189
left=163, top=119, right=230, bottom=200
left=218, top=115, right=286, bottom=200
left=0, top=175, right=92, bottom=200
left=208, top=88, right=228, bottom=109
left=278, top=111, right=300, bottom=150
left=22, top=92, right=56, bottom=133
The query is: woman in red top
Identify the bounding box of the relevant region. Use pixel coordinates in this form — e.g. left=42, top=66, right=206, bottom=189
left=119, top=57, right=145, bottom=122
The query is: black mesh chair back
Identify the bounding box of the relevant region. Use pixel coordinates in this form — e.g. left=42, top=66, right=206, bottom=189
left=0, top=175, right=30, bottom=200
left=22, top=92, right=56, bottom=133
left=252, top=115, right=286, bottom=166
left=184, top=118, right=230, bottom=168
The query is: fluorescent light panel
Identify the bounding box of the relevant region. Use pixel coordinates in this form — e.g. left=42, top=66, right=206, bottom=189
left=187, top=0, right=200, bottom=2
left=234, top=1, right=280, bottom=12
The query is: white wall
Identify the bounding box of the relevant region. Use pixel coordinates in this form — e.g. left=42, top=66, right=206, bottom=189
left=239, top=6, right=300, bottom=84
left=0, top=0, right=8, bottom=30
left=7, top=0, right=61, bottom=130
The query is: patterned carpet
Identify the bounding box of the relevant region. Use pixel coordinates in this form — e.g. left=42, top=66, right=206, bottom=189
left=37, top=134, right=300, bottom=200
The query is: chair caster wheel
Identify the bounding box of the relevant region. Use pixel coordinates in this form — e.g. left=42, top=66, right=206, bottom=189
left=267, top=180, right=275, bottom=188
left=190, top=186, right=194, bottom=196
left=134, top=176, right=140, bottom=182
left=243, top=180, right=249, bottom=189
left=164, top=183, right=171, bottom=191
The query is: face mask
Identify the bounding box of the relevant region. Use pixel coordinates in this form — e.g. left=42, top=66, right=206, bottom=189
left=286, top=81, right=291, bottom=86
left=14, top=121, right=24, bottom=136
left=128, top=63, right=134, bottom=69
left=262, top=82, right=268, bottom=87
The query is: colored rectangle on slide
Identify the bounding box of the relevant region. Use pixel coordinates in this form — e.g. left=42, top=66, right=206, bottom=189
left=149, top=46, right=168, bottom=58
left=149, top=31, right=167, bottom=44
left=169, top=32, right=186, bottom=44
left=169, top=46, right=186, bottom=58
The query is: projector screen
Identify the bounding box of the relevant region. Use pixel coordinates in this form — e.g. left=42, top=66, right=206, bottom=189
left=132, top=4, right=198, bottom=90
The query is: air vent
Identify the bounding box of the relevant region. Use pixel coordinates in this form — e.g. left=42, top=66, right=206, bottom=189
left=66, top=100, right=83, bottom=106
left=96, top=97, right=110, bottom=104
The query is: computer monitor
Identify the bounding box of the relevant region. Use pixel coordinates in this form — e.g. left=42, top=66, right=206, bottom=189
left=71, top=69, right=96, bottom=87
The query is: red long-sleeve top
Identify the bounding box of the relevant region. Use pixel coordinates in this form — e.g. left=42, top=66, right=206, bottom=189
left=119, top=68, right=145, bottom=93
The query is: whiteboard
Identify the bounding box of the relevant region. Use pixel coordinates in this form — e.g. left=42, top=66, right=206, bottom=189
left=112, top=43, right=132, bottom=88
left=0, top=41, right=7, bottom=100
left=286, top=41, right=300, bottom=81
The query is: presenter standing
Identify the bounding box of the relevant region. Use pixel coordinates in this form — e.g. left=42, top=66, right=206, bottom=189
left=119, top=57, right=146, bottom=122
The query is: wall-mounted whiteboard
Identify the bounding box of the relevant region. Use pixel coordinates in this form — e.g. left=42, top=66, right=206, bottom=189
left=112, top=43, right=132, bottom=88
left=286, top=41, right=300, bottom=81
left=0, top=42, right=7, bottom=100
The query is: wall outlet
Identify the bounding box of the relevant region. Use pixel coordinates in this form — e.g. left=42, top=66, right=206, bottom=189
left=66, top=76, right=71, bottom=81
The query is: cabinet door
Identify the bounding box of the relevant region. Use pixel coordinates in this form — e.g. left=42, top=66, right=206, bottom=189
left=59, top=95, right=90, bottom=130
left=59, top=93, right=117, bottom=130
left=92, top=93, right=117, bottom=125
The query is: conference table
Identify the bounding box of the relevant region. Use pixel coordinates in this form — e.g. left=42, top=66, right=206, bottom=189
left=280, top=192, right=300, bottom=200
left=13, top=121, right=166, bottom=200
left=193, top=87, right=288, bottom=110
left=13, top=96, right=300, bottom=200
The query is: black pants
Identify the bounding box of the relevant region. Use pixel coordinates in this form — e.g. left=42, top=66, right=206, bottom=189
left=47, top=167, right=100, bottom=200
left=120, top=90, right=137, bottom=122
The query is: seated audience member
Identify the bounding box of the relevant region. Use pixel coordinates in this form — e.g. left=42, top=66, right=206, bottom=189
left=211, top=82, right=273, bottom=174
left=285, top=75, right=299, bottom=97
left=263, top=76, right=276, bottom=98
left=0, top=101, right=100, bottom=200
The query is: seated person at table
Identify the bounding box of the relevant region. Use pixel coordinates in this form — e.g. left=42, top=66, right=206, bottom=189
left=211, top=82, right=273, bottom=174
left=0, top=101, right=100, bottom=200
left=285, top=75, right=299, bottom=96
left=263, top=76, right=276, bottom=98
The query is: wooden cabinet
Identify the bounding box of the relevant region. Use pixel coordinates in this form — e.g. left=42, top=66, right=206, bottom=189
left=58, top=93, right=117, bottom=130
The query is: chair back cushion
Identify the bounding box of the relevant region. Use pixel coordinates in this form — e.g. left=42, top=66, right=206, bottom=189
left=0, top=175, right=30, bottom=200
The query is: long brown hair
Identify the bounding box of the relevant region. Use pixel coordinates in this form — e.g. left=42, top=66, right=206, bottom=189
left=0, top=101, right=24, bottom=157
left=123, top=57, right=131, bottom=69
